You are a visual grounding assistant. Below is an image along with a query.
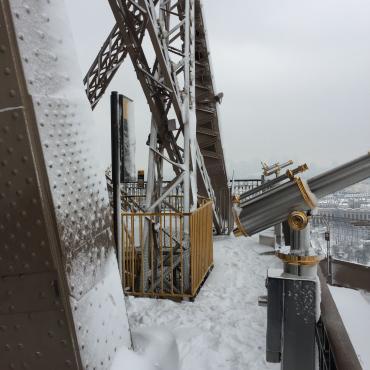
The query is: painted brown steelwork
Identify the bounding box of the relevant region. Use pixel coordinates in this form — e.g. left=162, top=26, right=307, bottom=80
left=194, top=0, right=230, bottom=228
left=0, top=1, right=131, bottom=368
left=0, top=3, right=81, bottom=368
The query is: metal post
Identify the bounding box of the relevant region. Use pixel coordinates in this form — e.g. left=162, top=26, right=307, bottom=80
left=111, top=91, right=122, bottom=280
left=325, top=230, right=331, bottom=284
left=119, top=94, right=125, bottom=184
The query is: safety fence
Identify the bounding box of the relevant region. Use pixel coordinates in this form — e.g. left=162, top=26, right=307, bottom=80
left=121, top=200, right=214, bottom=299
left=121, top=181, right=183, bottom=212
left=316, top=319, right=337, bottom=370
left=229, top=179, right=263, bottom=196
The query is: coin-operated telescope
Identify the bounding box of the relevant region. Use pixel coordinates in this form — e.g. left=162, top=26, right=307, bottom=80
left=233, top=152, right=370, bottom=370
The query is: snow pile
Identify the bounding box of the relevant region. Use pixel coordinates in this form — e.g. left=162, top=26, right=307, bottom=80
left=329, top=285, right=370, bottom=369
left=111, top=328, right=178, bottom=370
left=113, top=235, right=280, bottom=370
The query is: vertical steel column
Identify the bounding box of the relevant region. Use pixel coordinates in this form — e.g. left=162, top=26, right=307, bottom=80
left=111, top=91, right=122, bottom=280
left=119, top=95, right=125, bottom=184
left=183, top=0, right=191, bottom=216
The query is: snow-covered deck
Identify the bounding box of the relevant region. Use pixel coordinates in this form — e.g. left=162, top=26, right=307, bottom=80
left=113, top=235, right=280, bottom=370
left=328, top=285, right=370, bottom=369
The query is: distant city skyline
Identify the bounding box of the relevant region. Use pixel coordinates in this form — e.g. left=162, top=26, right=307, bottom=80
left=65, top=0, right=370, bottom=178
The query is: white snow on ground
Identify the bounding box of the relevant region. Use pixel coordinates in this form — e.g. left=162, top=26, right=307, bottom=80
left=329, top=285, right=370, bottom=369
left=113, top=235, right=281, bottom=370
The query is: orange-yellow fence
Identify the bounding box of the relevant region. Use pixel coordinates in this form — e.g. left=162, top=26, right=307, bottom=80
left=121, top=200, right=213, bottom=299
left=190, top=200, right=214, bottom=295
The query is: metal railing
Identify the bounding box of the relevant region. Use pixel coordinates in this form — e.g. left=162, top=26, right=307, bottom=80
left=121, top=200, right=214, bottom=299
left=316, top=319, right=337, bottom=370
left=229, top=179, right=263, bottom=196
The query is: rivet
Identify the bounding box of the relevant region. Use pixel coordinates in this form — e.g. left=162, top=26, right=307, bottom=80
left=65, top=360, right=72, bottom=368
left=4, top=67, right=11, bottom=75
left=0, top=45, right=6, bottom=53
left=17, top=343, right=24, bottom=350
left=9, top=90, right=16, bottom=97
left=35, top=351, right=42, bottom=358
left=39, top=291, right=46, bottom=298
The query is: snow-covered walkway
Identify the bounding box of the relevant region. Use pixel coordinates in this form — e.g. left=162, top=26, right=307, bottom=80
left=115, top=235, right=280, bottom=370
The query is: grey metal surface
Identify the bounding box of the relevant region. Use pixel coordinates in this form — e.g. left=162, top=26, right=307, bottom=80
left=238, top=153, right=370, bottom=236
left=282, top=278, right=316, bottom=370
left=84, top=24, right=128, bottom=109
left=308, top=152, right=370, bottom=199
left=239, top=180, right=312, bottom=235
left=266, top=276, right=283, bottom=363
left=1, top=0, right=131, bottom=368
left=266, top=269, right=317, bottom=370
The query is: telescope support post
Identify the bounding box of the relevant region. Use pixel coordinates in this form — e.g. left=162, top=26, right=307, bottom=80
left=266, top=219, right=318, bottom=370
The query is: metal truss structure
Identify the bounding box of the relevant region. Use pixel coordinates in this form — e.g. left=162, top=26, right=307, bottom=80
left=83, top=0, right=230, bottom=233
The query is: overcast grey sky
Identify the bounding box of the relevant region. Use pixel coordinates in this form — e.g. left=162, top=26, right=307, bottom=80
left=65, top=0, right=370, bottom=177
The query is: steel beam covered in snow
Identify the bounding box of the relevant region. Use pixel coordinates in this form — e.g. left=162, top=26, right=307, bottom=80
left=0, top=1, right=131, bottom=368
